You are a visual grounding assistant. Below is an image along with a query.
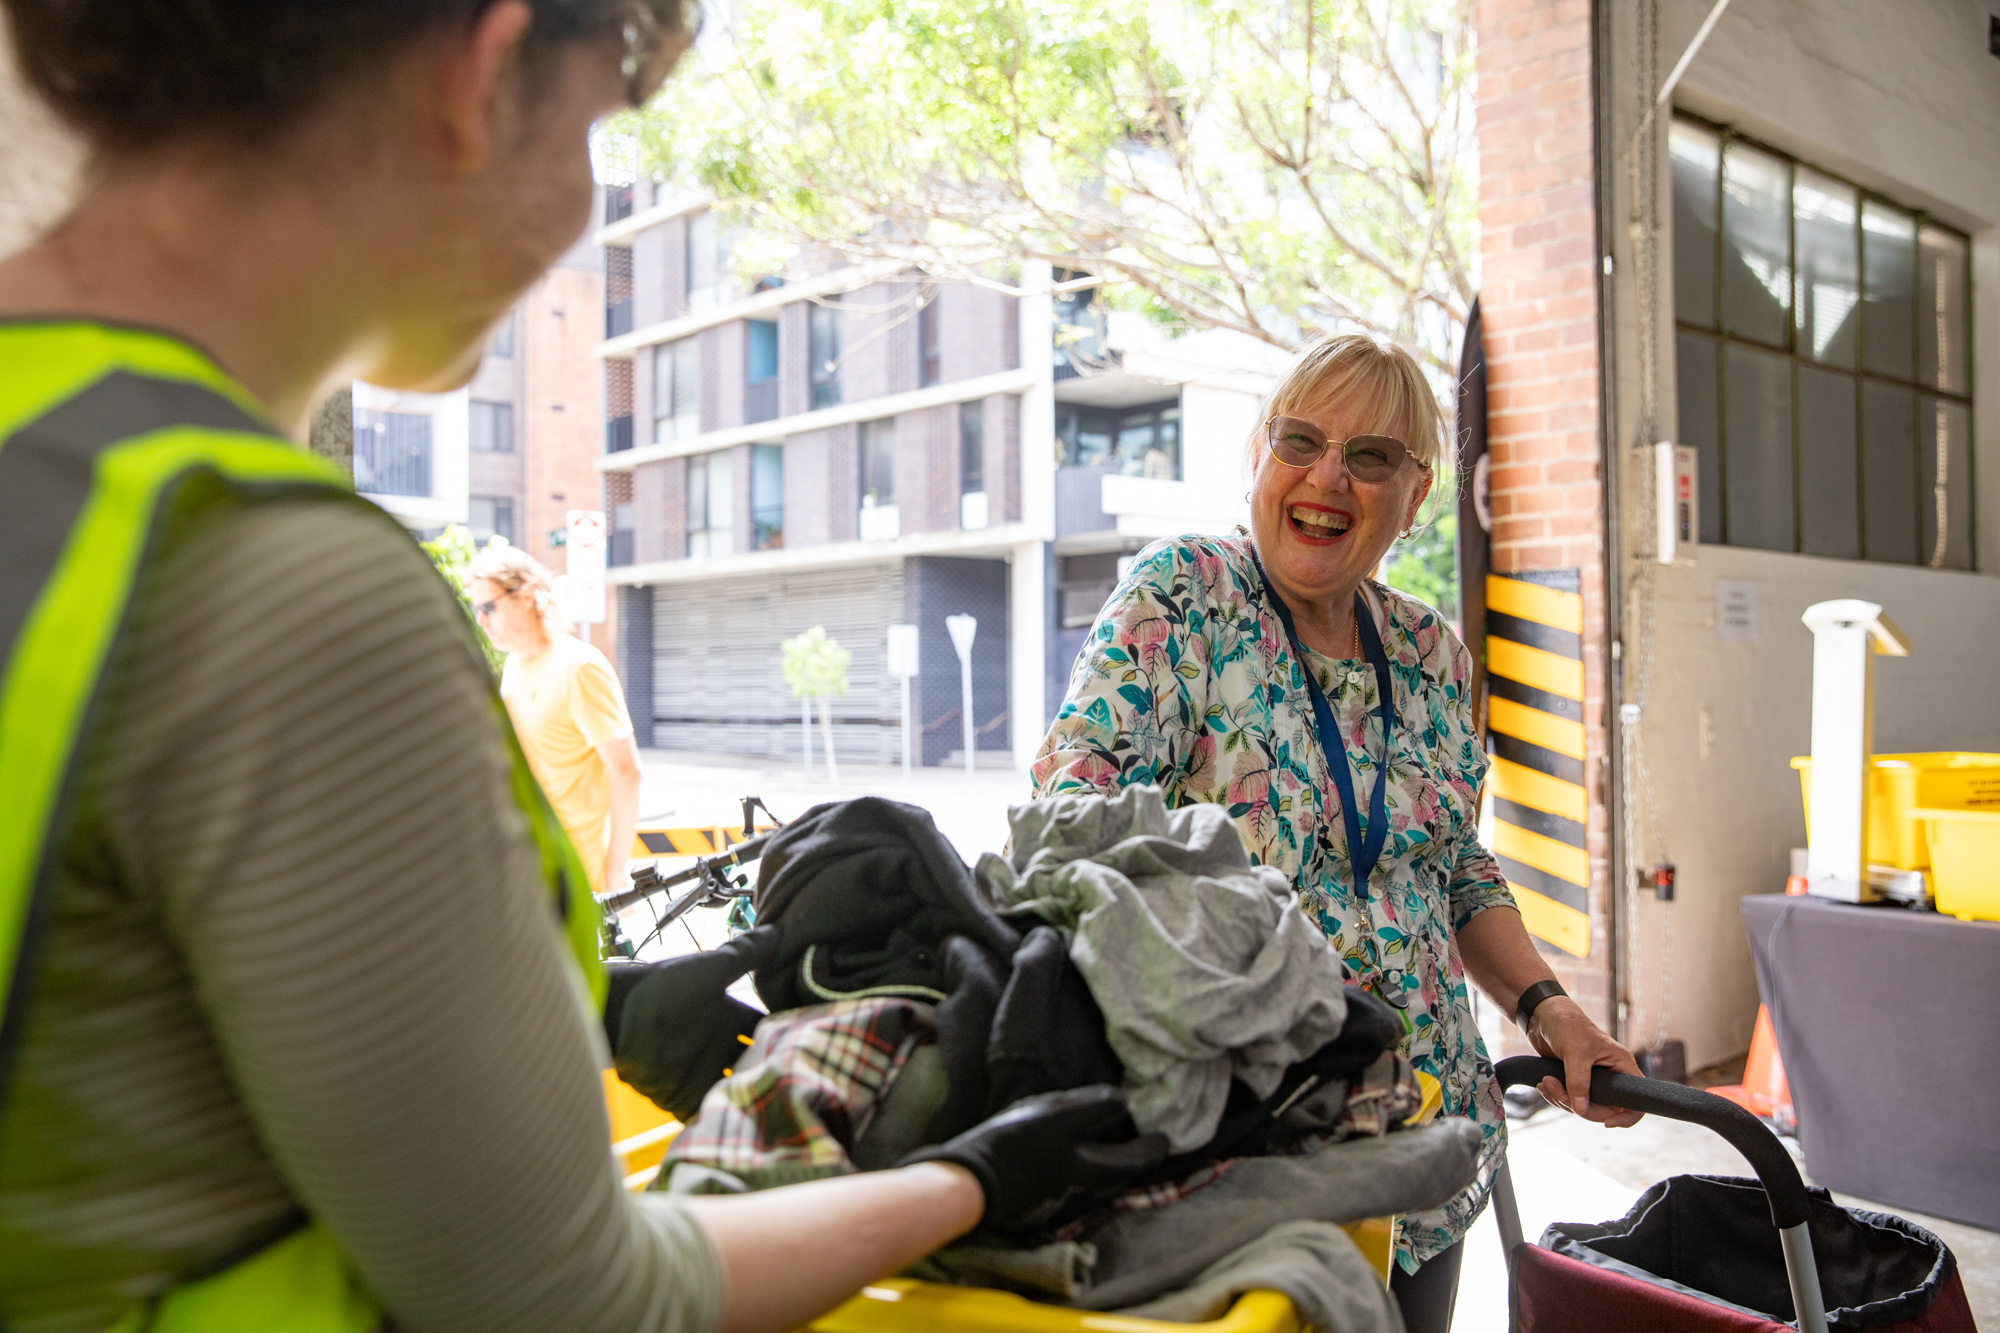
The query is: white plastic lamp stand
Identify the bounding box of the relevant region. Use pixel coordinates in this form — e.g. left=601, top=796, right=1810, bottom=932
left=1800, top=599, right=1911, bottom=903
left=946, top=614, right=978, bottom=776
left=886, top=623, right=920, bottom=779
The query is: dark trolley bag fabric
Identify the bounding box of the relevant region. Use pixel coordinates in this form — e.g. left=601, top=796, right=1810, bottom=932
left=1491, top=1059, right=1976, bottom=1333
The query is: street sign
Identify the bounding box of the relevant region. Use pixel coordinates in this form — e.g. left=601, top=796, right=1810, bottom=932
left=887, top=624, right=919, bottom=778
left=945, top=615, right=977, bottom=775
left=886, top=624, right=920, bottom=678
left=564, top=509, right=606, bottom=625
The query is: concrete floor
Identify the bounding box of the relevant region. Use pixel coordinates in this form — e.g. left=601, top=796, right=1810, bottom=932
left=631, top=750, right=1997, bottom=1329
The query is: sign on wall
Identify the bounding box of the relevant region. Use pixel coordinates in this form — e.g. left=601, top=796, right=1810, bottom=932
left=1486, top=569, right=1590, bottom=956
left=564, top=508, right=607, bottom=626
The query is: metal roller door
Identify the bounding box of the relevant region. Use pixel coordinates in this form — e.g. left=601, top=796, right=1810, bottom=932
left=648, top=563, right=906, bottom=762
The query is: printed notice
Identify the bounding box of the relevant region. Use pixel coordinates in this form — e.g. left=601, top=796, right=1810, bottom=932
left=1716, top=579, right=1757, bottom=643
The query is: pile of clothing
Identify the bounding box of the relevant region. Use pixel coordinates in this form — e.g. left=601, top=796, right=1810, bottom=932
left=604, top=786, right=1481, bottom=1331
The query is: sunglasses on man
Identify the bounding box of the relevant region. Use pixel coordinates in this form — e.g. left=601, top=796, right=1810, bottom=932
left=1265, top=416, right=1430, bottom=483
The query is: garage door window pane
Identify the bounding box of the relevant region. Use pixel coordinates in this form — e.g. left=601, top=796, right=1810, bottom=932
left=1919, top=396, right=1971, bottom=571
left=1793, top=170, right=1858, bottom=368
left=1721, top=142, right=1791, bottom=347
left=1797, top=367, right=1859, bottom=559
left=1723, top=344, right=1794, bottom=551
left=1862, top=202, right=1915, bottom=381
left=1671, top=123, right=1720, bottom=330
left=1676, top=332, right=1724, bottom=545
left=1862, top=382, right=1917, bottom=565
left=1917, top=227, right=1969, bottom=394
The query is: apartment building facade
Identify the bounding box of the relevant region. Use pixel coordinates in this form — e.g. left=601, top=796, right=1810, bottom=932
left=595, top=183, right=1278, bottom=767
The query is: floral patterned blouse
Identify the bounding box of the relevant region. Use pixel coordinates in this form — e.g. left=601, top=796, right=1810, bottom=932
left=1031, top=530, right=1511, bottom=1270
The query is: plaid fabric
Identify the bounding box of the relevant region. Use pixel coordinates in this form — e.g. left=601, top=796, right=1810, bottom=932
left=657, top=997, right=934, bottom=1191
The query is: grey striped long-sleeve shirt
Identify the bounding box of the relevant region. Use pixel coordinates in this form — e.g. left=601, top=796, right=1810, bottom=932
left=0, top=491, right=724, bottom=1333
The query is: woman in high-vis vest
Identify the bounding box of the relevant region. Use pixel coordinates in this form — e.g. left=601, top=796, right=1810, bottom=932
left=0, top=4, right=1159, bottom=1330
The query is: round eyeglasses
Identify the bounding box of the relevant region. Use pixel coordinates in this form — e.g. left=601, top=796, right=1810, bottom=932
left=1265, top=416, right=1428, bottom=483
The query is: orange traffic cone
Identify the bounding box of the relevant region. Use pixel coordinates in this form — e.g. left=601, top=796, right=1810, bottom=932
left=1708, top=1005, right=1792, bottom=1120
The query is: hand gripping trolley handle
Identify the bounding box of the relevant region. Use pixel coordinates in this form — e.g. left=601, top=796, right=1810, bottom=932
left=1492, top=1057, right=1831, bottom=1333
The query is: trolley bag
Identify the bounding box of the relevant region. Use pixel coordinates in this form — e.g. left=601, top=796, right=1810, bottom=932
left=1491, top=1057, right=1976, bottom=1333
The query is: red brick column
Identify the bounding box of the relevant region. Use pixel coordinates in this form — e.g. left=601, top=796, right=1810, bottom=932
left=1476, top=0, right=1614, bottom=1033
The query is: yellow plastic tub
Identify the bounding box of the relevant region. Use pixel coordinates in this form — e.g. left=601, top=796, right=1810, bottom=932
left=606, top=1060, right=1443, bottom=1333
left=1910, top=807, right=2000, bottom=923
left=1791, top=753, right=2000, bottom=869
left=801, top=1071, right=1443, bottom=1333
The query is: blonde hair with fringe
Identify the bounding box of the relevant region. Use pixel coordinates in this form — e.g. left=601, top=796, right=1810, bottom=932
left=466, top=544, right=567, bottom=638
left=1245, top=333, right=1447, bottom=478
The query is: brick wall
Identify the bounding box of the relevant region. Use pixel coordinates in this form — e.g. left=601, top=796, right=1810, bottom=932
left=1476, top=0, right=1614, bottom=1029
left=632, top=456, right=685, bottom=564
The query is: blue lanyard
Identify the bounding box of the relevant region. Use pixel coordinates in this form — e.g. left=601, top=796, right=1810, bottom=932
left=1251, top=552, right=1398, bottom=904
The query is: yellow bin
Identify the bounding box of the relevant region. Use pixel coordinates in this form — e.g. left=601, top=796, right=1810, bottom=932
left=607, top=1070, right=1443, bottom=1333
left=1790, top=753, right=2000, bottom=870
left=1910, top=807, right=2000, bottom=923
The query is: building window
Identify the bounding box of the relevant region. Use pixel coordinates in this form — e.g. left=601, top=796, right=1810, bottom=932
left=653, top=339, right=699, bottom=443
left=1671, top=116, right=1972, bottom=568
left=605, top=245, right=634, bottom=338
left=470, top=399, right=514, bottom=453
left=1053, top=274, right=1106, bottom=378
left=686, top=211, right=729, bottom=310
left=809, top=303, right=843, bottom=410
left=858, top=418, right=898, bottom=540
left=745, top=318, right=779, bottom=424
left=352, top=409, right=432, bottom=497
left=687, top=449, right=734, bottom=558
left=752, top=443, right=784, bottom=549
left=1055, top=398, right=1181, bottom=479
left=919, top=292, right=942, bottom=388
left=959, top=399, right=987, bottom=530
left=487, top=317, right=515, bottom=358
left=468, top=496, right=514, bottom=545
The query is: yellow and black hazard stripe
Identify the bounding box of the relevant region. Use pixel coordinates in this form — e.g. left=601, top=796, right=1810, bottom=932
left=1485, top=572, right=1591, bottom=958
left=630, top=824, right=774, bottom=858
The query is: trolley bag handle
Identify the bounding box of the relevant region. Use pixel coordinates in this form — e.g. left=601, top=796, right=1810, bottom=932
left=1493, top=1056, right=1830, bottom=1333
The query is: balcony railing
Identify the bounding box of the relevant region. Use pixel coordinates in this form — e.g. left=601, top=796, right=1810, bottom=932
left=353, top=409, right=433, bottom=498
left=606, top=415, right=634, bottom=453
left=606, top=299, right=634, bottom=339
left=1054, top=465, right=1116, bottom=536
left=744, top=379, right=779, bottom=425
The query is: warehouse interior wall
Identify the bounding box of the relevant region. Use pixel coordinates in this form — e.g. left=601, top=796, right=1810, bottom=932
left=1605, top=0, right=2000, bottom=1068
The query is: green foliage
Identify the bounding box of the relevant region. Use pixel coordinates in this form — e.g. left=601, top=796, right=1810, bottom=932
left=1383, top=477, right=1460, bottom=623
left=624, top=0, right=1475, bottom=368
left=421, top=523, right=507, bottom=673
left=781, top=626, right=853, bottom=699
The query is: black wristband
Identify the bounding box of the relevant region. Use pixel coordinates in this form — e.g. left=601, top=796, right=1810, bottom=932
left=1515, top=979, right=1568, bottom=1032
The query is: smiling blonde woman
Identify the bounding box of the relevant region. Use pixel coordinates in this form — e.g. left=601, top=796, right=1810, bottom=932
left=1032, top=332, right=1642, bottom=1333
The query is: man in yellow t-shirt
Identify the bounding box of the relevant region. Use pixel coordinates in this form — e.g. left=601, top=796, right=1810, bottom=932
left=468, top=547, right=641, bottom=895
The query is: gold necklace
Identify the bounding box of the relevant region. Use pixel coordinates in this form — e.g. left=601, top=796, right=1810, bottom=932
left=1350, top=607, right=1362, bottom=659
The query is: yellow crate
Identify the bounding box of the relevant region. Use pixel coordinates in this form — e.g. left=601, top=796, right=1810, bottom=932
left=804, top=1281, right=1300, bottom=1333
left=1791, top=753, right=2000, bottom=870
left=802, top=1071, right=1442, bottom=1333
left=1911, top=807, right=2000, bottom=923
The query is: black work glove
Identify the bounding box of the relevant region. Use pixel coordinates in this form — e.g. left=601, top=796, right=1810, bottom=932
left=899, top=1085, right=1167, bottom=1235
left=608, top=926, right=780, bottom=1121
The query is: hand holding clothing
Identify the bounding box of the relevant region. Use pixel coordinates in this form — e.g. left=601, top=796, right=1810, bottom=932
left=900, top=1086, right=1168, bottom=1235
